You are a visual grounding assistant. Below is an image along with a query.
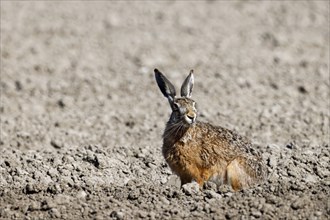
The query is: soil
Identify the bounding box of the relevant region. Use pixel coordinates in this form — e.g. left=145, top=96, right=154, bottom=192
left=1, top=1, right=329, bottom=219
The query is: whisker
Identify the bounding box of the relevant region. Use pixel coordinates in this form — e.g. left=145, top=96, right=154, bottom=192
left=164, top=120, right=185, bottom=140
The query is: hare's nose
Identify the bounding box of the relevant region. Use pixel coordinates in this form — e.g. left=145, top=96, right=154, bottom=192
left=187, top=115, right=195, bottom=120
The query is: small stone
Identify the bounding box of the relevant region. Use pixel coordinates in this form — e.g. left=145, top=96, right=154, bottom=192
left=303, top=174, right=318, bottom=183
left=316, top=167, right=329, bottom=178
left=322, top=178, right=330, bottom=186
left=290, top=182, right=305, bottom=191
left=50, top=208, right=61, bottom=218
left=159, top=196, right=170, bottom=205
left=203, top=203, right=211, bottom=213
left=147, top=162, right=157, bottom=169
left=48, top=183, right=62, bottom=194
left=17, top=131, right=30, bottom=139
left=41, top=198, right=55, bottom=210
left=95, top=154, right=107, bottom=169
left=266, top=195, right=278, bottom=205
left=225, top=209, right=238, bottom=219
left=47, top=168, right=58, bottom=178
left=182, top=182, right=200, bottom=196
left=204, top=181, right=217, bottom=191
left=205, top=190, right=222, bottom=200
left=54, top=194, right=71, bottom=205
left=25, top=183, right=41, bottom=194
left=315, top=211, right=322, bottom=216
left=217, top=184, right=230, bottom=193
left=58, top=168, right=71, bottom=176
left=128, top=189, right=139, bottom=200
left=20, top=203, right=30, bottom=214
left=148, top=211, right=156, bottom=219
left=139, top=211, right=148, bottom=218
left=110, top=211, right=124, bottom=220
left=291, top=199, right=306, bottom=210
left=15, top=167, right=25, bottom=176
left=267, top=156, right=277, bottom=168
left=76, top=190, right=87, bottom=199
left=251, top=210, right=262, bottom=218
left=165, top=175, right=181, bottom=188
left=160, top=176, right=167, bottom=184
left=286, top=143, right=297, bottom=149
left=224, top=192, right=233, bottom=198
left=28, top=201, right=40, bottom=211
left=137, top=153, right=145, bottom=159
left=50, top=139, right=63, bottom=149
left=262, top=203, right=274, bottom=214
left=287, top=169, right=298, bottom=177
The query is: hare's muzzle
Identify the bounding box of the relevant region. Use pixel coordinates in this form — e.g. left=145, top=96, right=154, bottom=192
left=184, top=112, right=196, bottom=124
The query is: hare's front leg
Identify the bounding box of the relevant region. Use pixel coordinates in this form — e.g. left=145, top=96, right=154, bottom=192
left=180, top=164, right=218, bottom=188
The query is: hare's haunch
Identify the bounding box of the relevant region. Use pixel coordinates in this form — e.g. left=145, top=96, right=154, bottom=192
left=154, top=69, right=266, bottom=191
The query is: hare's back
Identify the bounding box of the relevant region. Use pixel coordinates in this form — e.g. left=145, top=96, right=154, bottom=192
left=195, top=122, right=255, bottom=154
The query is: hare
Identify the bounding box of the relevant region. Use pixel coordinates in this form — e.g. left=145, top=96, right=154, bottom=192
left=154, top=69, right=267, bottom=191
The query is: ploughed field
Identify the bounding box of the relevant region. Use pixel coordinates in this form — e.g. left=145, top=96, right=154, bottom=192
left=1, top=2, right=329, bottom=219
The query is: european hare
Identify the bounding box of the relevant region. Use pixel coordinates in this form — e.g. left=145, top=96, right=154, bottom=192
left=154, top=69, right=266, bottom=191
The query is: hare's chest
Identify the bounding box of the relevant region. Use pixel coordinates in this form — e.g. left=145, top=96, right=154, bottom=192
left=179, top=131, right=194, bottom=144
left=164, top=135, right=202, bottom=167
left=164, top=141, right=199, bottom=161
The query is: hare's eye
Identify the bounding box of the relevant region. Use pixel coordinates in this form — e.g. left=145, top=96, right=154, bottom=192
left=173, top=103, right=180, bottom=110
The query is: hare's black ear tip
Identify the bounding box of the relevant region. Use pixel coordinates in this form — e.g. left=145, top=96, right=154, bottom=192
left=154, top=68, right=159, bottom=73
left=190, top=69, right=194, bottom=74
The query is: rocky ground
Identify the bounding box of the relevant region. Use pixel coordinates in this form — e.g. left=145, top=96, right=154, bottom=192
left=1, top=1, right=329, bottom=219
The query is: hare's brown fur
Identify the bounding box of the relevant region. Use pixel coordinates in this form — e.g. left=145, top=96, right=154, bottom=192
left=155, top=69, right=266, bottom=190
left=163, top=121, right=266, bottom=190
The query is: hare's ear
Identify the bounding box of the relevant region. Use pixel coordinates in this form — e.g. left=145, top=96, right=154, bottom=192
left=154, top=69, right=176, bottom=102
left=181, top=70, right=194, bottom=98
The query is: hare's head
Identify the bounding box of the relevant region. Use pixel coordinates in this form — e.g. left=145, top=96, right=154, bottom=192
left=154, top=69, right=197, bottom=126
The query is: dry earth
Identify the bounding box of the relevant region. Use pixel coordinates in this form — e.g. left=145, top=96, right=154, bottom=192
left=0, top=1, right=329, bottom=219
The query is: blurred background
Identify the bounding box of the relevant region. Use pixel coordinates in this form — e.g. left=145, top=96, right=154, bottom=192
left=1, top=1, right=329, bottom=150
